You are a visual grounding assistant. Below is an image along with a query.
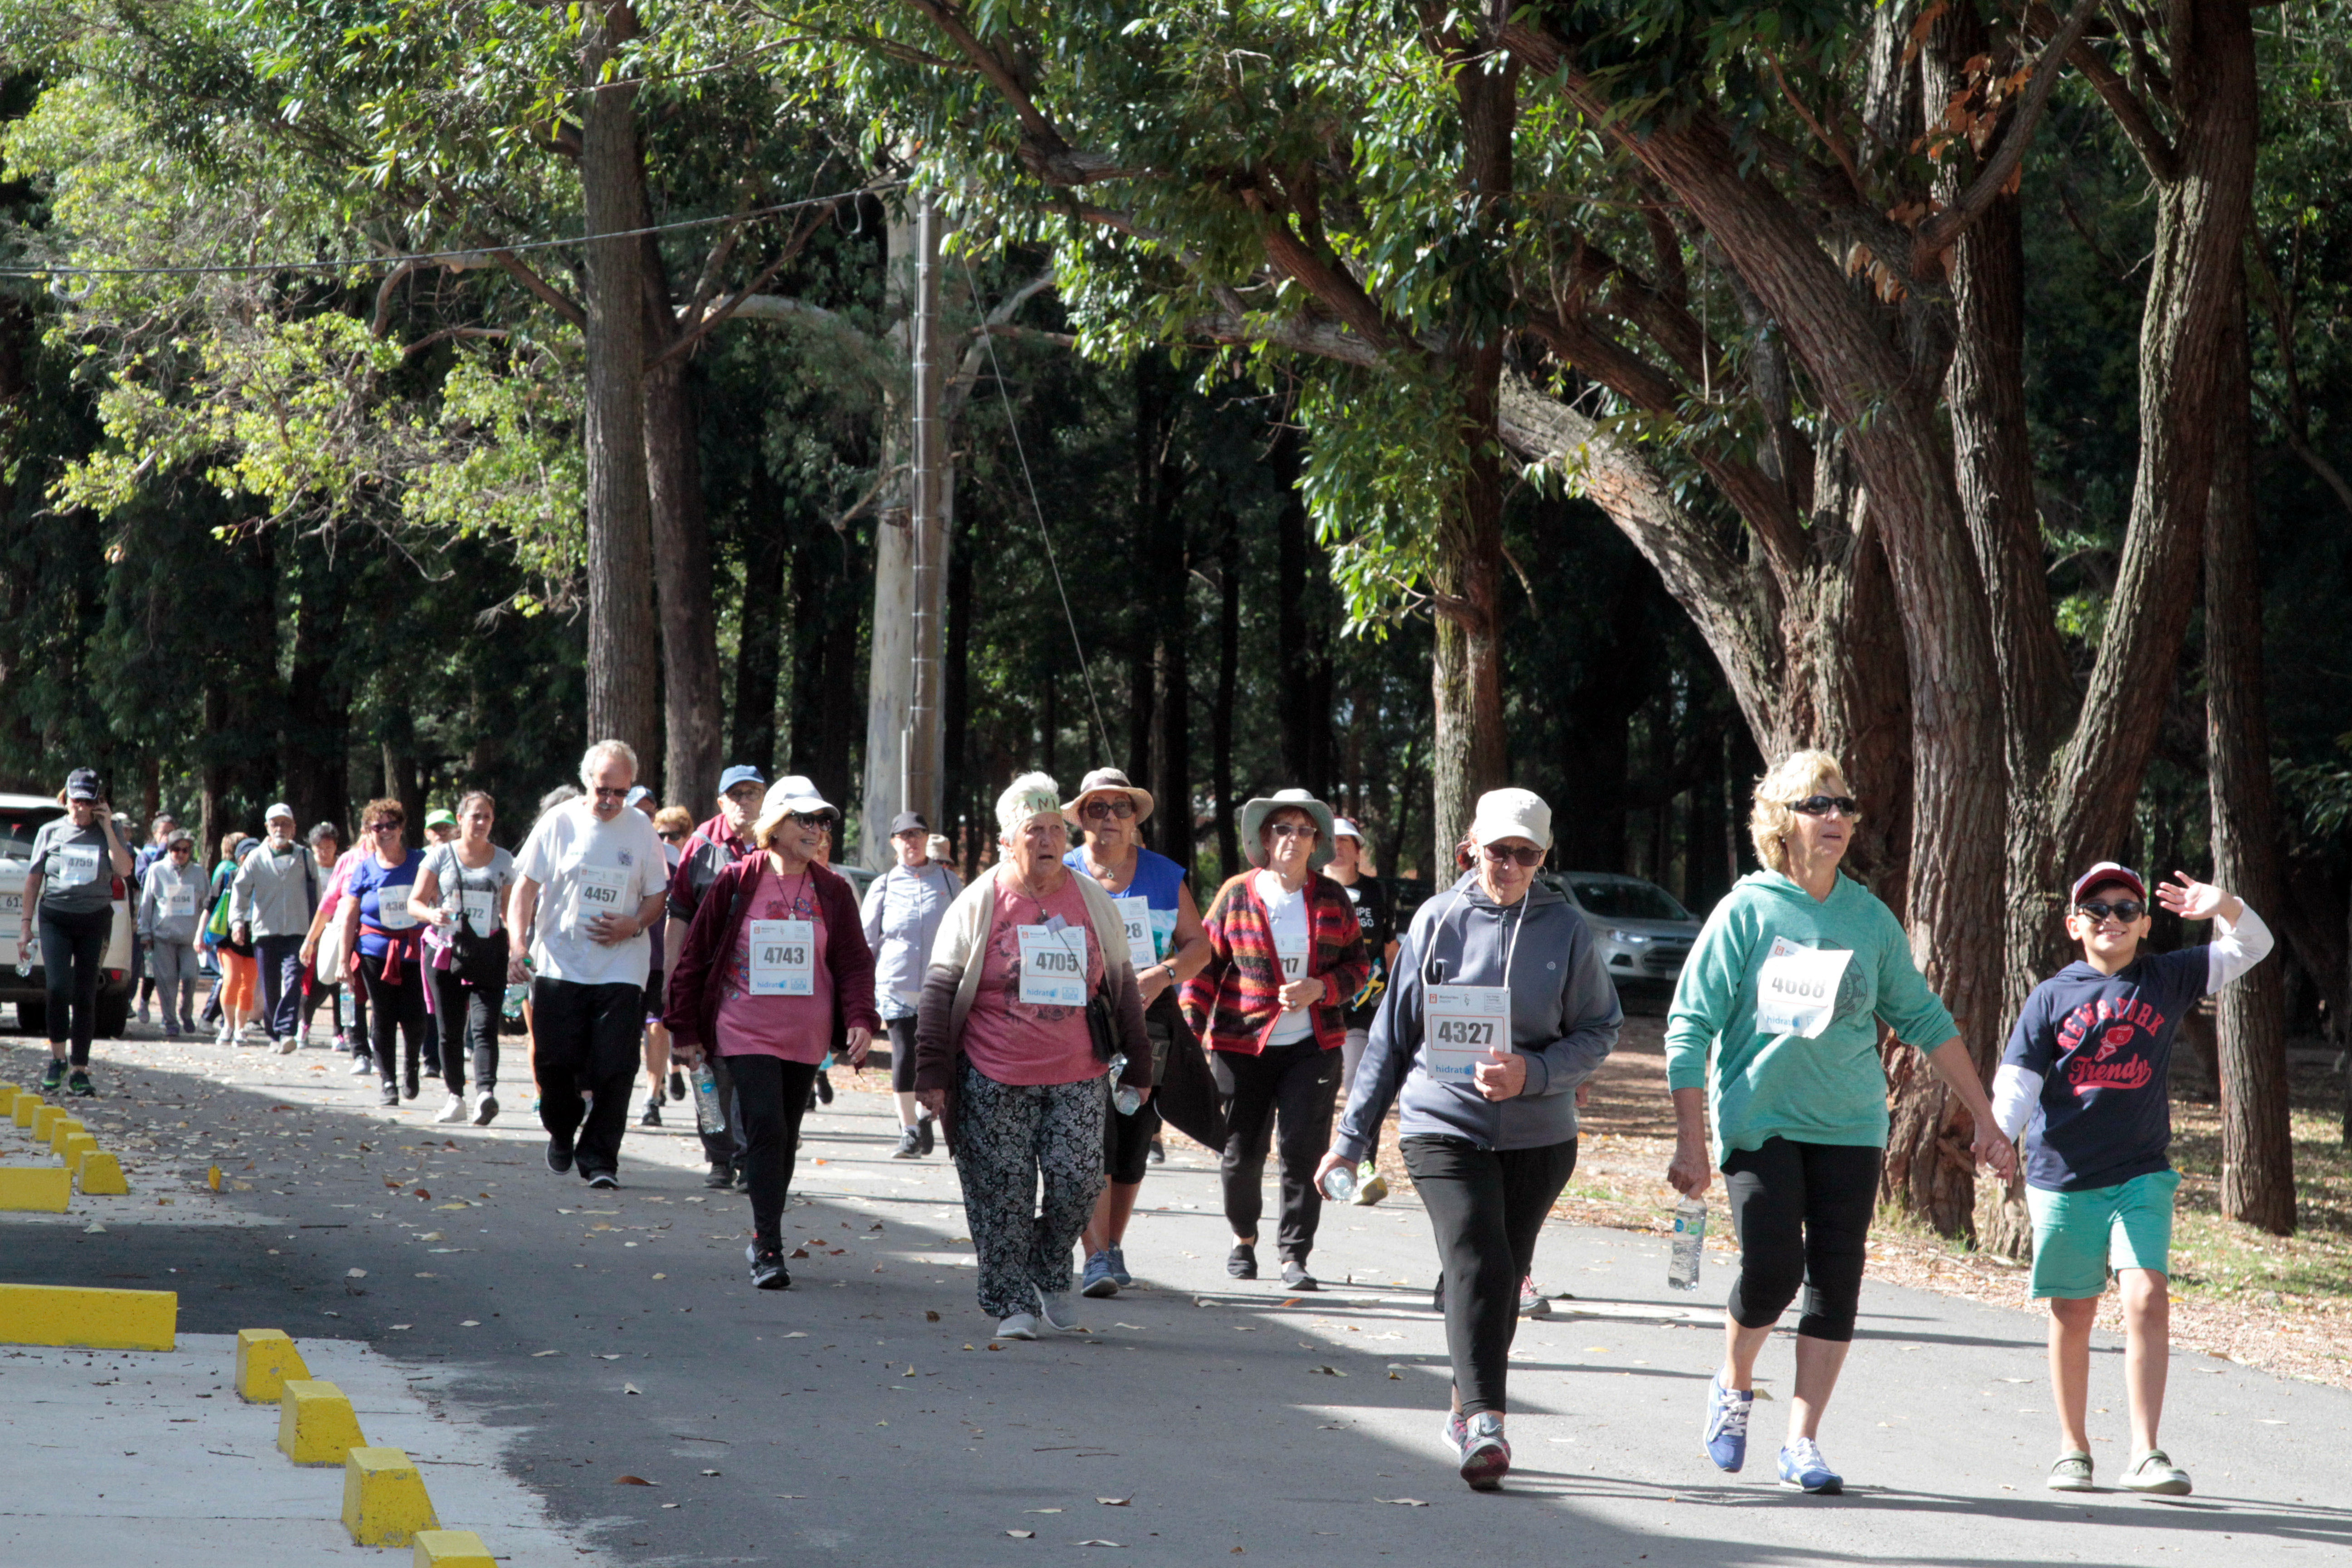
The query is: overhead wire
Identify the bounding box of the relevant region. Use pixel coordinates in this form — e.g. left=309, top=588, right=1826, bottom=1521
left=957, top=245, right=1112, bottom=759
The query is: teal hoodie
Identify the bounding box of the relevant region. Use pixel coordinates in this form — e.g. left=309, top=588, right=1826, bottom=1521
left=1664, top=870, right=1956, bottom=1161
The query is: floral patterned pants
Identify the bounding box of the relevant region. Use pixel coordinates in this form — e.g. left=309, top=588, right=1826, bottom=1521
left=954, top=1061, right=1107, bottom=1318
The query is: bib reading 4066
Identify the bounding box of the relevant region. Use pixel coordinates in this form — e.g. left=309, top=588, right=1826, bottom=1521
left=1424, top=984, right=1512, bottom=1081
left=1754, top=936, right=1852, bottom=1039
left=567, top=864, right=633, bottom=936
left=748, top=919, right=815, bottom=996
left=1016, top=923, right=1089, bottom=1008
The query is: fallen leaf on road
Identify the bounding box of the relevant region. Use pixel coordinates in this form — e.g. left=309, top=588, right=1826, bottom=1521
left=391, top=1324, right=412, bottom=1330
left=783, top=1332, right=808, bottom=1339
left=659, top=1502, right=679, bottom=1509
left=207, top=1165, right=220, bottom=1190
left=623, top=1383, right=642, bottom=1395
left=700, top=1468, right=721, bottom=1476
left=1308, top=1365, right=1347, bottom=1377
left=613, top=1475, right=658, bottom=1486
left=418, top=1231, right=445, bottom=1241
left=652, top=1273, right=666, bottom=1280
left=1096, top=1497, right=1129, bottom=1506
left=1377, top=1498, right=1428, bottom=1507
left=1074, top=1539, right=1123, bottom=1548
left=1114, top=1323, right=1144, bottom=1330
left=790, top=1249, right=809, bottom=1259
left=460, top=1319, right=481, bottom=1327
left=83, top=1222, right=106, bottom=1234
left=413, top=1190, right=430, bottom=1200
left=925, top=1310, right=940, bottom=1321
left=596, top=1353, right=622, bottom=1360
left=531, top=1350, right=562, bottom=1358
left=1006, top=1530, right=1034, bottom=1539
left=346, top=1268, right=368, bottom=1279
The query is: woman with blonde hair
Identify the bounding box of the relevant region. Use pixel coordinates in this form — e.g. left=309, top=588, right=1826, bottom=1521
left=1665, top=750, right=2013, bottom=1494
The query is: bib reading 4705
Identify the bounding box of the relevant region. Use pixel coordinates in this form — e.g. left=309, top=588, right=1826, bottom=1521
left=1016, top=923, right=1088, bottom=1008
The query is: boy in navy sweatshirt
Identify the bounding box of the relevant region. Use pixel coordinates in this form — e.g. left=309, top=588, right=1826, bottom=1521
left=1991, top=861, right=2272, bottom=1498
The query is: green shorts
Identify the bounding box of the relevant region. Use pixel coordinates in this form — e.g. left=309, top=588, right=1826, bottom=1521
left=2025, top=1168, right=2180, bottom=1299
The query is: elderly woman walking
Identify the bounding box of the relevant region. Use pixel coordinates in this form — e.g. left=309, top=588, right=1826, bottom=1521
left=1668, top=750, right=2013, bottom=1495
left=1320, top=788, right=1620, bottom=1491
left=1182, top=788, right=1370, bottom=1291
left=915, top=774, right=1152, bottom=1341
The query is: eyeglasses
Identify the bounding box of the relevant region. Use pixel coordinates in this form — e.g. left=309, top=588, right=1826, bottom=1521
left=590, top=786, right=629, bottom=801
left=1082, top=799, right=1137, bottom=821
left=724, top=786, right=764, bottom=805
left=368, top=821, right=401, bottom=833
left=2077, top=899, right=2145, bottom=923
left=785, top=811, right=837, bottom=829
left=1267, top=822, right=1319, bottom=840
left=1789, top=795, right=1861, bottom=818
left=1480, top=843, right=1544, bottom=868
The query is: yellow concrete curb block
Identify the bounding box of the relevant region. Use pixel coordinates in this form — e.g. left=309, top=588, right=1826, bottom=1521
left=0, top=1083, right=18, bottom=1113
left=0, top=1166, right=72, bottom=1213
left=46, top=1117, right=87, bottom=1154
left=411, top=1528, right=495, bottom=1567
left=10, top=1093, right=39, bottom=1127
left=278, top=1378, right=366, bottom=1465
left=30, top=1105, right=65, bottom=1141
left=58, top=1132, right=97, bottom=1169
left=0, top=1281, right=176, bottom=1349
left=75, top=1150, right=127, bottom=1195
left=236, top=1328, right=310, bottom=1403
left=342, top=1446, right=438, bottom=1547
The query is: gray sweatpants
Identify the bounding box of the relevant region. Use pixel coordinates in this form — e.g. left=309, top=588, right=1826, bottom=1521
left=148, top=938, right=200, bottom=1031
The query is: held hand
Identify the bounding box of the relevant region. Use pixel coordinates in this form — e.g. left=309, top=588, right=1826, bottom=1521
left=843, top=1026, right=872, bottom=1069
left=1666, top=1137, right=1714, bottom=1199
left=916, top=1087, right=949, bottom=1121
left=1973, top=1119, right=2017, bottom=1181
left=2155, top=871, right=2224, bottom=922
left=1471, top=1048, right=1527, bottom=1102
left=1278, top=976, right=1323, bottom=1010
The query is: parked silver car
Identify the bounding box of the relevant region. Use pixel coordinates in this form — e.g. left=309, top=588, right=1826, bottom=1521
left=1547, top=872, right=1700, bottom=996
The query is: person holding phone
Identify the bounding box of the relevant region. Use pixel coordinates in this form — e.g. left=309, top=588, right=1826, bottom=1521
left=20, top=769, right=133, bottom=1096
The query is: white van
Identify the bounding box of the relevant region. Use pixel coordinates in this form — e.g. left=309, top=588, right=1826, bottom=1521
left=0, top=792, right=138, bottom=1037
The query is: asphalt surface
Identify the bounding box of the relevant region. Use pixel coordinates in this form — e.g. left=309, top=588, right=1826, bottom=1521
left=6, top=1018, right=2351, bottom=1567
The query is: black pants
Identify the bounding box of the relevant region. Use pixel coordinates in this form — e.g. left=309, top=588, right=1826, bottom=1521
left=1720, top=1137, right=1882, bottom=1343
left=532, top=977, right=642, bottom=1179
left=1403, top=1134, right=1579, bottom=1417
left=729, top=1054, right=819, bottom=1246
left=432, top=964, right=503, bottom=1094
left=257, top=934, right=305, bottom=1040
left=887, top=1015, right=920, bottom=1094
left=302, top=975, right=344, bottom=1037
left=39, top=906, right=113, bottom=1064
left=358, top=960, right=426, bottom=1088
left=1210, top=1038, right=1342, bottom=1263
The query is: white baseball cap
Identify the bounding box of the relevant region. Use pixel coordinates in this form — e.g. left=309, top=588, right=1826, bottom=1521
left=1466, top=788, right=1552, bottom=852
left=264, top=802, right=295, bottom=823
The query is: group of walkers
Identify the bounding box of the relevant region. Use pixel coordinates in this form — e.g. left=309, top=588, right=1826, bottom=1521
left=18, top=739, right=2271, bottom=1502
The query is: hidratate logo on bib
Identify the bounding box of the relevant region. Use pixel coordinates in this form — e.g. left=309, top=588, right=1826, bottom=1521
left=748, top=919, right=815, bottom=996
left=1424, top=983, right=1511, bottom=1081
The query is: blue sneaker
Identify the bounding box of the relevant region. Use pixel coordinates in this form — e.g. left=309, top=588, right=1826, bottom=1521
left=1702, top=1371, right=1752, bottom=1472
left=1778, top=1437, right=1842, bottom=1494
left=1106, top=1245, right=1132, bottom=1288
left=1080, top=1250, right=1120, bottom=1298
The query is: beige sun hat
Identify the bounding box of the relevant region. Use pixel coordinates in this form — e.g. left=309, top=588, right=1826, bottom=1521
left=1061, top=766, right=1155, bottom=827
left=1238, top=789, right=1337, bottom=871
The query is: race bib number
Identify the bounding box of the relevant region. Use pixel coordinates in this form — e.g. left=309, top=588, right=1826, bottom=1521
left=1016, top=923, right=1088, bottom=1008
left=374, top=882, right=418, bottom=931
left=1424, top=984, right=1511, bottom=1080
left=749, top=919, right=816, bottom=996
left=1114, top=895, right=1153, bottom=959
left=567, top=864, right=632, bottom=935
left=460, top=890, right=495, bottom=931
left=55, top=844, right=100, bottom=888
left=1755, top=937, right=1853, bottom=1039
left=162, top=885, right=196, bottom=918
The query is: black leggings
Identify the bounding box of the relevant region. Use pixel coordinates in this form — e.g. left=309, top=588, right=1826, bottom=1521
left=39, top=906, right=113, bottom=1064
left=729, top=1054, right=819, bottom=1247
left=1403, top=1134, right=1579, bottom=1417
left=887, top=1016, right=920, bottom=1094
left=1211, top=1039, right=1342, bottom=1263
left=358, top=961, right=426, bottom=1088
left=1721, top=1137, right=1882, bottom=1343
left=432, top=965, right=503, bottom=1094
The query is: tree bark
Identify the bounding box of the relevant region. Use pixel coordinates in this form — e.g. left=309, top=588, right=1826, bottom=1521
left=730, top=500, right=789, bottom=776
left=577, top=2, right=659, bottom=759
left=2206, top=267, right=2296, bottom=1235
left=643, top=343, right=721, bottom=806
left=1212, top=497, right=1241, bottom=878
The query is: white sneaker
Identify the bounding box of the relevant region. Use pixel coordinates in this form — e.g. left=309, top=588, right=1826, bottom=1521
left=215, top=1023, right=234, bottom=1045
left=347, top=1051, right=373, bottom=1076
left=433, top=1094, right=469, bottom=1124
left=1034, top=1285, right=1082, bottom=1333
left=995, top=1312, right=1039, bottom=1341
left=473, top=1090, right=500, bottom=1127
left=273, top=1034, right=299, bottom=1055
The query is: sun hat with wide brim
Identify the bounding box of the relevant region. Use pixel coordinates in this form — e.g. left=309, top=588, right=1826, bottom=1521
left=1239, top=789, right=1336, bottom=871
left=1061, top=766, right=1155, bottom=828
left=753, top=775, right=838, bottom=843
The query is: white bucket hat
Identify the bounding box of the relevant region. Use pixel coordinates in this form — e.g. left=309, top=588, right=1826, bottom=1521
left=1061, top=766, right=1155, bottom=827
left=1239, top=789, right=1337, bottom=871
left=1466, top=788, right=1552, bottom=853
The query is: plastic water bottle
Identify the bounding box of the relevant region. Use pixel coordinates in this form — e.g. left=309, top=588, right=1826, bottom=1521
left=1319, top=1162, right=1357, bottom=1203
left=14, top=931, right=35, bottom=978
left=1107, top=1054, right=1142, bottom=1116
left=691, top=1062, right=727, bottom=1134
left=1668, top=1196, right=1708, bottom=1291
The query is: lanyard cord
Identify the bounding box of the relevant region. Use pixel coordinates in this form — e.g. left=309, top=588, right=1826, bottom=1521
left=1421, top=891, right=1527, bottom=994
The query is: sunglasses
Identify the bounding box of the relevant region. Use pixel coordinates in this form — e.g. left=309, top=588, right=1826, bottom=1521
left=1480, top=843, right=1545, bottom=868
left=785, top=810, right=837, bottom=829
left=2077, top=899, right=2146, bottom=923
left=1267, top=822, right=1320, bottom=840
left=1789, top=795, right=1861, bottom=818
left=368, top=821, right=401, bottom=833
left=590, top=786, right=629, bottom=801
left=1082, top=799, right=1137, bottom=821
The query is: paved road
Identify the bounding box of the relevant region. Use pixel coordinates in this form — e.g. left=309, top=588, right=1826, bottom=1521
left=6, top=1024, right=2350, bottom=1567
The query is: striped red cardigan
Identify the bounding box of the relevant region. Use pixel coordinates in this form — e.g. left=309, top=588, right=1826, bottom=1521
left=1180, top=871, right=1370, bottom=1055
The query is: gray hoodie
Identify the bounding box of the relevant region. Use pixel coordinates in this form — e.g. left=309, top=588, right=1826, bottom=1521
left=1334, top=872, right=1621, bottom=1156
left=137, top=857, right=207, bottom=944
left=230, top=839, right=318, bottom=938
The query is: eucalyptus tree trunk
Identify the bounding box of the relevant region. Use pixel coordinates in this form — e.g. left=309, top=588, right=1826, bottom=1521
left=577, top=2, right=659, bottom=760
left=642, top=341, right=721, bottom=806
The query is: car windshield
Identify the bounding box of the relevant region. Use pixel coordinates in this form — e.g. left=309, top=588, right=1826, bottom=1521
left=1570, top=878, right=1691, bottom=922
left=0, top=808, right=60, bottom=864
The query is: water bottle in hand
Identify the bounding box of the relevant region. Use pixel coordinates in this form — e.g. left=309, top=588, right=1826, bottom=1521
left=1667, top=1196, right=1708, bottom=1291
left=691, top=1062, right=727, bottom=1134
left=1107, top=1054, right=1142, bottom=1116
left=14, top=931, right=35, bottom=978
left=1319, top=1162, right=1357, bottom=1202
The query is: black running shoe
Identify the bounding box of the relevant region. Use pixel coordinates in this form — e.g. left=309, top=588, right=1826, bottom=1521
left=640, top=1101, right=662, bottom=1128
left=814, top=1072, right=833, bottom=1105
left=67, top=1068, right=94, bottom=1098
left=1227, top=1243, right=1258, bottom=1280
left=704, top=1162, right=734, bottom=1190
left=1281, top=1259, right=1318, bottom=1291
left=916, top=1113, right=936, bottom=1157
left=668, top=1068, right=686, bottom=1100
left=586, top=1171, right=618, bottom=1190
left=547, top=1132, right=575, bottom=1174
left=747, top=1241, right=790, bottom=1290
left=1147, top=1136, right=1165, bottom=1165
left=40, top=1058, right=67, bottom=1094
left=402, top=1070, right=419, bottom=1101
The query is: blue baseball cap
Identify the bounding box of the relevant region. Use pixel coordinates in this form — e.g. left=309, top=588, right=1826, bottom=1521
left=718, top=764, right=766, bottom=794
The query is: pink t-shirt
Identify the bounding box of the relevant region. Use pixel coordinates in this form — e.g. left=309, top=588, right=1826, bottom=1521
left=958, top=871, right=1106, bottom=1088
left=712, top=863, right=834, bottom=1063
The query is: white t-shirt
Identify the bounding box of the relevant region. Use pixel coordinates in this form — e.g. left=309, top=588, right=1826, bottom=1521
left=1255, top=870, right=1314, bottom=1045
left=514, top=801, right=666, bottom=987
